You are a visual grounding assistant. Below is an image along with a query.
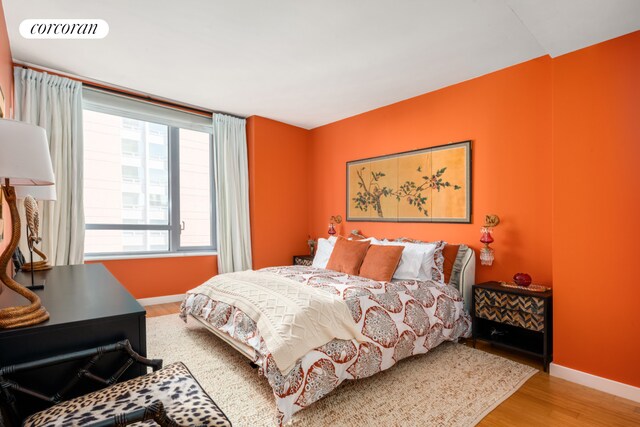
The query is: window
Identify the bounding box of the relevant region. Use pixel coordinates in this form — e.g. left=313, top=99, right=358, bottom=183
left=179, top=129, right=213, bottom=248
left=149, top=194, right=166, bottom=207
left=83, top=88, right=215, bottom=256
left=122, top=165, right=142, bottom=183
left=122, top=138, right=141, bottom=156
left=122, top=192, right=142, bottom=209
left=149, top=143, right=166, bottom=160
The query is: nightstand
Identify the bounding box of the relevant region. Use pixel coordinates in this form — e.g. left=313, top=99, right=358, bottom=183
left=472, top=281, right=552, bottom=371
left=292, top=255, right=314, bottom=266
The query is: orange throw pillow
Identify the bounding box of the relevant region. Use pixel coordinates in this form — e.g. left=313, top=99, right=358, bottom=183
left=326, top=238, right=371, bottom=275
left=442, top=244, right=460, bottom=284
left=359, top=245, right=404, bottom=282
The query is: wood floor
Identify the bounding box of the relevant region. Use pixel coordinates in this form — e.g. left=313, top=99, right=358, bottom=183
left=146, top=303, right=640, bottom=426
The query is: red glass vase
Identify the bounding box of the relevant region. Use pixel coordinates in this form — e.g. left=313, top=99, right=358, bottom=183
left=513, top=273, right=532, bottom=287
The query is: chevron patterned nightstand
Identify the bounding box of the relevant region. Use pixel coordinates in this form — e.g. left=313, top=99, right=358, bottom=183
left=292, top=255, right=314, bottom=266
left=471, top=281, right=553, bottom=371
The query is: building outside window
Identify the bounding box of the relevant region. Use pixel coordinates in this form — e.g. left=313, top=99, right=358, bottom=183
left=83, top=88, right=215, bottom=257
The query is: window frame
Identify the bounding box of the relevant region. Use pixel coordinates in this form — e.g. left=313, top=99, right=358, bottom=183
left=83, top=99, right=216, bottom=258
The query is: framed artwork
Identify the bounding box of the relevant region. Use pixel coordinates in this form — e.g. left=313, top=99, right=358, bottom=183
left=347, top=140, right=471, bottom=223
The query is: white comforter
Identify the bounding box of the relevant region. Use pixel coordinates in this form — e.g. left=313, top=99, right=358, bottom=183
left=186, top=270, right=366, bottom=374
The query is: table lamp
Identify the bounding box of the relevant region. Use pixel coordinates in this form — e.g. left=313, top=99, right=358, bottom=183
left=0, top=119, right=55, bottom=329
left=479, top=214, right=500, bottom=266
left=328, top=215, right=342, bottom=236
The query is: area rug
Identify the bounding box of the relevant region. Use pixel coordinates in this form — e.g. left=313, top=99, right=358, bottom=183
left=147, top=314, right=536, bottom=426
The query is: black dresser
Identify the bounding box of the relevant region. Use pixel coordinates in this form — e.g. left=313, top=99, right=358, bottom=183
left=0, top=264, right=147, bottom=419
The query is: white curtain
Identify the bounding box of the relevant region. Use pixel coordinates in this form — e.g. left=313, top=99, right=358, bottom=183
left=13, top=67, right=85, bottom=265
left=213, top=114, right=252, bottom=273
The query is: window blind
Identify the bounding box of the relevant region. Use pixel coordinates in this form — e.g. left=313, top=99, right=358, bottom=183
left=82, top=87, right=213, bottom=133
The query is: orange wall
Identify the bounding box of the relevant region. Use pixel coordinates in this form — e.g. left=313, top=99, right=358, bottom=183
left=552, top=32, right=640, bottom=387
left=309, top=56, right=553, bottom=285
left=86, top=256, right=217, bottom=299
left=247, top=116, right=311, bottom=269
left=303, top=32, right=640, bottom=388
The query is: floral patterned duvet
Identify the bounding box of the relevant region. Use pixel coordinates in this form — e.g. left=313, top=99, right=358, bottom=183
left=180, top=266, right=471, bottom=425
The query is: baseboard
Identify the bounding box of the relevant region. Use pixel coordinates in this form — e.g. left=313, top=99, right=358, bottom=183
left=550, top=363, right=640, bottom=403
left=137, top=294, right=184, bottom=306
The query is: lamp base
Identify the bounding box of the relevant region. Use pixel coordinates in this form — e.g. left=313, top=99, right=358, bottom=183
left=21, top=262, right=53, bottom=272
left=26, top=283, right=45, bottom=291
left=0, top=183, right=49, bottom=329
left=24, top=240, right=52, bottom=272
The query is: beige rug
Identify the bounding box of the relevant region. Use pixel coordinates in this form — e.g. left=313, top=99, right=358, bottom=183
left=147, top=314, right=536, bottom=426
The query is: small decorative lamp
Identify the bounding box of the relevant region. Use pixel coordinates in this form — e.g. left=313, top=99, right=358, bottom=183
left=328, top=215, right=342, bottom=236
left=479, top=214, right=500, bottom=266
left=0, top=119, right=55, bottom=329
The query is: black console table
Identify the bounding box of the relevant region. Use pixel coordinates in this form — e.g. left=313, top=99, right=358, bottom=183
left=0, top=264, right=146, bottom=420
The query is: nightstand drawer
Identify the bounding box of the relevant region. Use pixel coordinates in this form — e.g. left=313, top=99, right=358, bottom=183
left=474, top=288, right=546, bottom=332
left=474, top=288, right=545, bottom=315
left=475, top=305, right=545, bottom=331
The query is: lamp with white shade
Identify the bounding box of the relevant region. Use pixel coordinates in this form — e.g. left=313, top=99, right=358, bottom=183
left=15, top=184, right=57, bottom=201
left=0, top=119, right=55, bottom=329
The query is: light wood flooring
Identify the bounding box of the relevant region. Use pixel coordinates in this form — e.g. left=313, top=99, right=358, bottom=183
left=146, top=302, right=640, bottom=426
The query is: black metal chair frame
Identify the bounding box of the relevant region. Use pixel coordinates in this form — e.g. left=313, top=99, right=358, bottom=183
left=0, top=339, right=181, bottom=427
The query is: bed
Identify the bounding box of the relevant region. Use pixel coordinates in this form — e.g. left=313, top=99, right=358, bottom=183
left=180, top=243, right=475, bottom=425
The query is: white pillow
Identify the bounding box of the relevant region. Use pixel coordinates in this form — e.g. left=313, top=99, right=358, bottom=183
left=361, top=237, right=382, bottom=244
left=312, top=237, right=337, bottom=268
left=348, top=236, right=381, bottom=244
left=381, top=240, right=436, bottom=281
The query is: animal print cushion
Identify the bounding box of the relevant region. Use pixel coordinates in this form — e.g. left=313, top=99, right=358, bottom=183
left=23, top=362, right=231, bottom=427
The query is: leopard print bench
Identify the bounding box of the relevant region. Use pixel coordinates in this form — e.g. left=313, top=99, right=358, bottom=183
left=23, top=362, right=231, bottom=427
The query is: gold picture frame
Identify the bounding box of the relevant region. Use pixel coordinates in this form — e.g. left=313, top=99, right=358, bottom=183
left=347, top=140, right=472, bottom=223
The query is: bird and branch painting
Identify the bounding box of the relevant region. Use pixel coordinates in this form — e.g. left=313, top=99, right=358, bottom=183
left=347, top=140, right=471, bottom=223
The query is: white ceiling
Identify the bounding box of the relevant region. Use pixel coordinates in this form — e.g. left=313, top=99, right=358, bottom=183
left=4, top=0, right=640, bottom=129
